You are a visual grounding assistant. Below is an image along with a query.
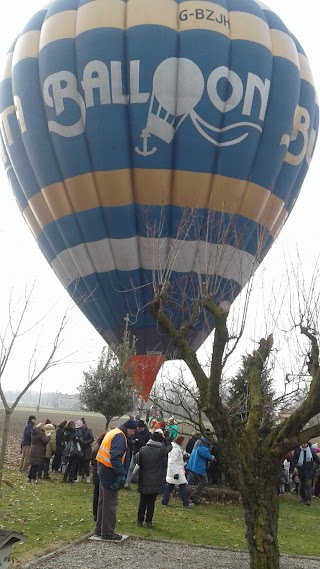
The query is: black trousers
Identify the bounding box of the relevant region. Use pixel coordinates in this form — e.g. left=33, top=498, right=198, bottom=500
left=28, top=464, right=38, bottom=481
left=93, top=484, right=100, bottom=519
left=137, top=493, right=157, bottom=523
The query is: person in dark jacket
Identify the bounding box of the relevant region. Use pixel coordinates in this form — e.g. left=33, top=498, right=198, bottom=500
left=291, top=442, right=320, bottom=505
left=186, top=432, right=200, bottom=455
left=52, top=420, right=67, bottom=472
left=62, top=420, right=82, bottom=483
left=19, top=415, right=36, bottom=472
left=92, top=432, right=107, bottom=521
left=135, top=430, right=172, bottom=528
left=124, top=420, right=150, bottom=489
left=75, top=419, right=94, bottom=483
left=27, top=423, right=51, bottom=482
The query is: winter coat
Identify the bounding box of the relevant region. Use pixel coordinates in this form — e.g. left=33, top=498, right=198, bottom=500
left=29, top=427, right=50, bottom=465
left=44, top=423, right=56, bottom=459
left=166, top=442, right=187, bottom=485
left=55, top=425, right=66, bottom=456
left=291, top=446, right=320, bottom=479
left=21, top=421, right=34, bottom=447
left=98, top=426, right=129, bottom=490
left=131, top=427, right=151, bottom=455
left=136, top=439, right=172, bottom=494
left=91, top=441, right=101, bottom=486
left=62, top=427, right=79, bottom=463
left=187, top=439, right=214, bottom=476
left=186, top=436, right=199, bottom=455
left=76, top=426, right=94, bottom=461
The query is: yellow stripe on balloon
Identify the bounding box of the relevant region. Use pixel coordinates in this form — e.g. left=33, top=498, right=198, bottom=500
left=12, top=31, right=40, bottom=69
left=23, top=205, right=42, bottom=238
left=76, top=0, right=126, bottom=35
left=39, top=10, right=77, bottom=50
left=229, top=11, right=271, bottom=48
left=23, top=169, right=287, bottom=239
left=0, top=52, right=13, bottom=83
left=3, top=0, right=314, bottom=90
left=270, top=29, right=300, bottom=69
left=299, top=53, right=317, bottom=94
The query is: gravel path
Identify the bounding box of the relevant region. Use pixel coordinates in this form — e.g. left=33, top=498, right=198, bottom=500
left=20, top=535, right=320, bottom=569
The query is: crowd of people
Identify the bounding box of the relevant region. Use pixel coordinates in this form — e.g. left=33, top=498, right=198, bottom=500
left=18, top=412, right=320, bottom=541
left=19, top=415, right=94, bottom=483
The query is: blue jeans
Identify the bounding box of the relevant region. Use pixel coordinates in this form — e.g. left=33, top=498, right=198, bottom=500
left=162, top=483, right=190, bottom=507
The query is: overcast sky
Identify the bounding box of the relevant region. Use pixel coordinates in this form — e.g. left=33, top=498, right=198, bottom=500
left=0, top=1, right=319, bottom=396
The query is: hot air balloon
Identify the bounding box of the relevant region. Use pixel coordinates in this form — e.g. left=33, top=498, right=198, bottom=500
left=0, top=0, right=318, bottom=400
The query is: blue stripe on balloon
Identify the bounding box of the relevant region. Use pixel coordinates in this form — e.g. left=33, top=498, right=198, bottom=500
left=66, top=267, right=240, bottom=347
left=35, top=205, right=273, bottom=264
left=274, top=79, right=318, bottom=205
left=18, top=7, right=48, bottom=34
left=249, top=56, right=301, bottom=202
left=12, top=60, right=66, bottom=189
left=228, top=0, right=268, bottom=17
left=4, top=20, right=314, bottom=206
left=44, top=0, right=80, bottom=19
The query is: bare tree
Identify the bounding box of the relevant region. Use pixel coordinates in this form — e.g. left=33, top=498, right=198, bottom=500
left=123, top=206, right=320, bottom=569
left=0, top=283, right=75, bottom=491
left=148, top=254, right=320, bottom=569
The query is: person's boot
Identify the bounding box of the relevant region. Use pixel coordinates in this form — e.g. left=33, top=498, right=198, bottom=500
left=75, top=476, right=82, bottom=483
left=86, top=476, right=91, bottom=483
left=146, top=522, right=153, bottom=528
left=136, top=520, right=143, bottom=527
left=124, top=482, right=131, bottom=489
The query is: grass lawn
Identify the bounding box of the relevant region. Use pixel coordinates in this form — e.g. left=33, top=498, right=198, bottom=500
left=1, top=468, right=320, bottom=564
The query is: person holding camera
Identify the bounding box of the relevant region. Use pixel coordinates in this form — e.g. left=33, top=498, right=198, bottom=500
left=162, top=435, right=194, bottom=508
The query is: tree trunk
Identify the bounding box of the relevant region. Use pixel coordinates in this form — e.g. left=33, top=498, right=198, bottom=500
left=241, top=480, right=280, bottom=569
left=0, top=409, right=11, bottom=490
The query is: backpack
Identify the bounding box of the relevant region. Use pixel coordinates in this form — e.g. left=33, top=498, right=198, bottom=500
left=65, top=439, right=83, bottom=459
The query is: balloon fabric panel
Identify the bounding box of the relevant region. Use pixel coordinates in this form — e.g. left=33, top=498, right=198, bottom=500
left=0, top=0, right=318, bottom=370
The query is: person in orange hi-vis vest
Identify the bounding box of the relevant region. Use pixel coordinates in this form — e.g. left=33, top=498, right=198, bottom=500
left=94, top=419, right=137, bottom=540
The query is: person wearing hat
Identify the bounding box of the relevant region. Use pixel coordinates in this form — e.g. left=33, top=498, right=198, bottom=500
left=39, top=420, right=56, bottom=480
left=95, top=418, right=137, bottom=541
left=19, top=415, right=37, bottom=472
left=186, top=436, right=215, bottom=504
left=124, top=420, right=150, bottom=489
left=75, top=419, right=94, bottom=483
left=166, top=417, right=178, bottom=440
left=27, top=423, right=51, bottom=483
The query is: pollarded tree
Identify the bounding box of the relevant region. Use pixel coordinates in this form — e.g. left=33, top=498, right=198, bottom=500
left=150, top=275, right=320, bottom=569
left=78, top=330, right=137, bottom=428
left=226, top=353, right=276, bottom=434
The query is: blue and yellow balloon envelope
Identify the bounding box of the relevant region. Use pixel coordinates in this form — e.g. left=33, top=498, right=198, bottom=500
left=0, top=0, right=318, bottom=393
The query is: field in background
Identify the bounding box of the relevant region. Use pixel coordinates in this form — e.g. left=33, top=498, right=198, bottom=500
left=0, top=407, right=117, bottom=466
left=1, top=408, right=320, bottom=563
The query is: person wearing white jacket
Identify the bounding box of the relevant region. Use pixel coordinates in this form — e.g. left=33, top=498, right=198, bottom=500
left=162, top=436, right=194, bottom=508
